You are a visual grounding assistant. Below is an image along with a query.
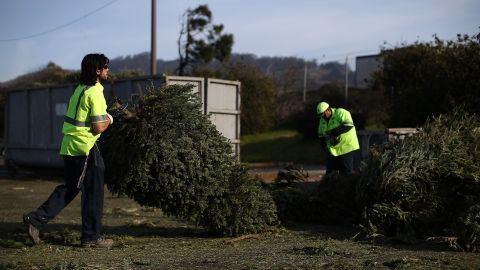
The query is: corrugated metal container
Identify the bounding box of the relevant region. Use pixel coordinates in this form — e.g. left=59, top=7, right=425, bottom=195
left=165, top=76, right=205, bottom=105
left=165, top=76, right=241, bottom=158
left=5, top=85, right=73, bottom=168
left=4, top=75, right=241, bottom=168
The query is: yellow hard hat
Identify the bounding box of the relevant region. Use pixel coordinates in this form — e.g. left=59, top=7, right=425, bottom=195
left=316, top=102, right=329, bottom=115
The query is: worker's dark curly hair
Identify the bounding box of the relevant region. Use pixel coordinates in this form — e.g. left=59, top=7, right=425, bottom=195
left=79, top=53, right=109, bottom=86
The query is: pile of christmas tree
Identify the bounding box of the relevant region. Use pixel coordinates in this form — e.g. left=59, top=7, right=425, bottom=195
left=356, top=108, right=480, bottom=251
left=101, top=84, right=277, bottom=236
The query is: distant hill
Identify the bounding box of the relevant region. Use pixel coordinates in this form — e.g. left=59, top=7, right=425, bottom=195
left=1, top=52, right=354, bottom=94
left=108, top=52, right=354, bottom=94
left=109, top=52, right=179, bottom=76
left=0, top=62, right=76, bottom=90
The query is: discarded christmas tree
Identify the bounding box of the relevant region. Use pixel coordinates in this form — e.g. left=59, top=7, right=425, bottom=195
left=101, top=84, right=277, bottom=235
left=270, top=165, right=358, bottom=224
left=356, top=108, right=480, bottom=250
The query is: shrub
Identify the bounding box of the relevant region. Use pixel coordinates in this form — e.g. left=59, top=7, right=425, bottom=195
left=456, top=203, right=480, bottom=252
left=101, top=84, right=277, bottom=235
left=356, top=108, right=480, bottom=249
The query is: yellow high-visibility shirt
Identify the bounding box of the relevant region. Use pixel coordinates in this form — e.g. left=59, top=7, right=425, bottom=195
left=60, top=82, right=108, bottom=156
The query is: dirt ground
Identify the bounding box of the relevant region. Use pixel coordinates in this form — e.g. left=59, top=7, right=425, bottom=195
left=1, top=176, right=480, bottom=270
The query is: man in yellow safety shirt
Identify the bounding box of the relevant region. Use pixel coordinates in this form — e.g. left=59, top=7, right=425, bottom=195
left=317, top=101, right=359, bottom=175
left=23, top=53, right=114, bottom=248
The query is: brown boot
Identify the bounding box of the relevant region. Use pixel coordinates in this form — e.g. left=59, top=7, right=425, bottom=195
left=81, top=238, right=114, bottom=248
left=23, top=214, right=41, bottom=245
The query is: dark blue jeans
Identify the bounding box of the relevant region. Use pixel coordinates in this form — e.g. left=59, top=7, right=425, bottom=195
left=326, top=150, right=355, bottom=175
left=27, top=146, right=105, bottom=243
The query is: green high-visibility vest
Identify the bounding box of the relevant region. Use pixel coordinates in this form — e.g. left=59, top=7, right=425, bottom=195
left=60, top=82, right=108, bottom=156
left=318, top=108, right=360, bottom=156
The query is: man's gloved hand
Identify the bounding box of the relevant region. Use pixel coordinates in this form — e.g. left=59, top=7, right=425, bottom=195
left=326, top=129, right=340, bottom=137
left=327, top=135, right=339, bottom=146
left=327, top=125, right=353, bottom=137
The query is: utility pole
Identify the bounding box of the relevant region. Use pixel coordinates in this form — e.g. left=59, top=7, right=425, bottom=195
left=344, top=55, right=349, bottom=107
left=150, top=0, right=157, bottom=75
left=303, top=61, right=307, bottom=103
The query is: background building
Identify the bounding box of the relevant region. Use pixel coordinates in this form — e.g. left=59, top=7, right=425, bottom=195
left=355, top=54, right=382, bottom=89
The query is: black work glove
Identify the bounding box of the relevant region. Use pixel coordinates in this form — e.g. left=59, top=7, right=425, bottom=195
left=327, top=125, right=353, bottom=137
left=327, top=135, right=339, bottom=146
left=327, top=129, right=341, bottom=137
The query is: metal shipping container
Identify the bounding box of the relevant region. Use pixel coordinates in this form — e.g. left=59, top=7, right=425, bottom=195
left=3, top=75, right=241, bottom=168
left=165, top=76, right=241, bottom=157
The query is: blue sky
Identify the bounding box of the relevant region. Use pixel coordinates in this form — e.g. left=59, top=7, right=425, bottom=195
left=0, top=0, right=478, bottom=82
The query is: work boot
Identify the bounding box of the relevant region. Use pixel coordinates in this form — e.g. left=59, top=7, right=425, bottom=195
left=23, top=214, right=41, bottom=245
left=81, top=238, right=114, bottom=249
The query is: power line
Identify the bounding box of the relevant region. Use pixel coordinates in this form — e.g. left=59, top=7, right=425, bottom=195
left=0, top=0, right=118, bottom=42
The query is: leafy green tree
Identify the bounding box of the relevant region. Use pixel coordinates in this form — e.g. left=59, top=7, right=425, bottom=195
left=374, top=30, right=480, bottom=127
left=177, top=5, right=234, bottom=76
left=226, top=62, right=277, bottom=135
